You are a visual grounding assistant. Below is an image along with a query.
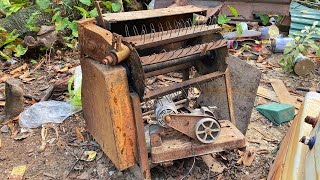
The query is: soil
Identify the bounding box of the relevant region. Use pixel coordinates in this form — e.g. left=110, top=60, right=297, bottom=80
left=0, top=50, right=319, bottom=180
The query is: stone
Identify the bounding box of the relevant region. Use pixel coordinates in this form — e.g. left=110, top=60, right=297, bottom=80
left=4, top=78, right=24, bottom=121
left=1, top=125, right=10, bottom=133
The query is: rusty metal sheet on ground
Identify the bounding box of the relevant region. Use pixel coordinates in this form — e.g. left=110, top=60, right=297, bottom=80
left=198, top=56, right=261, bottom=134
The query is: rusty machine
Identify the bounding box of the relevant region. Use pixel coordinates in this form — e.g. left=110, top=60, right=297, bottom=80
left=79, top=4, right=257, bottom=179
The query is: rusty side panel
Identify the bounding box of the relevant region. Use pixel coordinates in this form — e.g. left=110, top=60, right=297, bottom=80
left=81, top=58, right=136, bottom=171
left=78, top=19, right=113, bottom=63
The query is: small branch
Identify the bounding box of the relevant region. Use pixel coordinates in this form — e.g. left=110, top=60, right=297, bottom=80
left=0, top=9, right=6, bottom=17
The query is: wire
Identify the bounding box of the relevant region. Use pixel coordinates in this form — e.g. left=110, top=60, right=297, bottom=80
left=181, top=142, right=196, bottom=180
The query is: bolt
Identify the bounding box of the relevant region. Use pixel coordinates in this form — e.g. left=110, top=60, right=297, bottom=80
left=305, top=116, right=318, bottom=127
left=103, top=55, right=114, bottom=65
left=300, top=136, right=316, bottom=150
left=165, top=115, right=171, bottom=123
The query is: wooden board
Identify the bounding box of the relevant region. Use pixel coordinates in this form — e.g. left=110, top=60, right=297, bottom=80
left=150, top=120, right=246, bottom=163
left=103, top=5, right=206, bottom=22
left=270, top=79, right=300, bottom=109
left=257, top=86, right=279, bottom=102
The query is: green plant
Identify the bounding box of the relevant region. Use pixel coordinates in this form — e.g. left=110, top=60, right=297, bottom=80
left=236, top=23, right=243, bottom=36
left=259, top=14, right=269, bottom=25
left=25, top=11, right=40, bottom=31
left=68, top=75, right=82, bottom=107
left=0, top=27, right=27, bottom=60
left=0, top=0, right=28, bottom=17
left=218, top=5, right=238, bottom=25
left=279, top=21, right=320, bottom=72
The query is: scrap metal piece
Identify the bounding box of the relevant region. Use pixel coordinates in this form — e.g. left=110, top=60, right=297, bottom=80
left=155, top=97, right=178, bottom=127
left=81, top=58, right=137, bottom=171
left=198, top=56, right=261, bottom=134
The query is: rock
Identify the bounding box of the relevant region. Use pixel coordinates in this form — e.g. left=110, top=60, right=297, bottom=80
left=1, top=125, right=10, bottom=133
left=4, top=78, right=24, bottom=122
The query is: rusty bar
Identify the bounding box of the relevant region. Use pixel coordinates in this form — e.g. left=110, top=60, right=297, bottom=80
left=144, top=71, right=225, bottom=100
left=130, top=93, right=151, bottom=180
left=125, top=25, right=221, bottom=50
left=140, top=39, right=227, bottom=66
left=225, top=68, right=236, bottom=125
left=94, top=1, right=106, bottom=29
left=144, top=62, right=193, bottom=78
left=143, top=53, right=205, bottom=73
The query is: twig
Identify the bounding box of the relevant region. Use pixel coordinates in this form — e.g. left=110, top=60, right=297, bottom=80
left=40, top=85, right=55, bottom=101
left=0, top=9, right=6, bottom=16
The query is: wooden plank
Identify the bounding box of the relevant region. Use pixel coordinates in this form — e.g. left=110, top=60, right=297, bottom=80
left=150, top=120, right=246, bottom=163
left=270, top=79, right=300, bottom=109
left=103, top=5, right=206, bottom=22
left=257, top=86, right=279, bottom=102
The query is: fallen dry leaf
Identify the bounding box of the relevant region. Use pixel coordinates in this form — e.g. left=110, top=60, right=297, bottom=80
left=24, top=99, right=37, bottom=105
left=0, top=101, right=5, bottom=106
left=257, top=55, right=265, bottom=63
left=0, top=74, right=10, bottom=83
left=75, top=127, right=84, bottom=142
left=10, top=63, right=27, bottom=75
left=9, top=165, right=27, bottom=180
left=237, top=149, right=256, bottom=166
left=0, top=137, right=2, bottom=148
left=7, top=122, right=18, bottom=138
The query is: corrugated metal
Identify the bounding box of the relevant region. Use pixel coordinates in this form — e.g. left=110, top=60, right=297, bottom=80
left=290, top=2, right=320, bottom=40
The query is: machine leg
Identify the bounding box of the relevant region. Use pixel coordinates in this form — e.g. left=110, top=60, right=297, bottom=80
left=130, top=93, right=152, bottom=180
left=225, top=68, right=236, bottom=125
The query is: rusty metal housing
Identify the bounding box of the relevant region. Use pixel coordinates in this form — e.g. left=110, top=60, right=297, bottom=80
left=79, top=5, right=255, bottom=179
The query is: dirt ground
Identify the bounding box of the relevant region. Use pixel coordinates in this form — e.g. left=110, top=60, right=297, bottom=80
left=0, top=50, right=319, bottom=179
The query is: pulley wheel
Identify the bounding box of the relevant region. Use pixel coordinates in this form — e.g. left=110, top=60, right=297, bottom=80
left=195, top=118, right=221, bottom=144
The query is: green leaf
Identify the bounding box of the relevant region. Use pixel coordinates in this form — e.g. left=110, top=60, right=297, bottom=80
left=298, top=44, right=305, bottom=53
left=0, top=26, right=6, bottom=32
left=30, top=59, right=38, bottom=64
left=55, top=17, right=69, bottom=30
left=0, top=0, right=10, bottom=6
left=68, top=75, right=82, bottom=107
left=3, top=30, right=19, bottom=45
left=227, top=5, right=238, bottom=17
left=89, top=8, right=98, bottom=18
left=14, top=44, right=27, bottom=57
left=36, top=0, right=50, bottom=10
left=284, top=46, right=294, bottom=55
left=25, top=11, right=40, bottom=31
left=293, top=49, right=300, bottom=58
left=317, top=49, right=320, bottom=57
left=80, top=0, right=91, bottom=6
left=111, top=2, right=121, bottom=12
left=0, top=51, right=10, bottom=60
left=102, top=1, right=112, bottom=10
left=68, top=21, right=78, bottom=37
left=236, top=23, right=243, bottom=36
left=218, top=15, right=231, bottom=25
left=75, top=6, right=89, bottom=19
left=259, top=14, right=269, bottom=26
left=52, top=11, right=61, bottom=22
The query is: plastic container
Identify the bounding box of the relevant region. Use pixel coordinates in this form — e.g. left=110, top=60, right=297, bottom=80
left=271, top=37, right=294, bottom=53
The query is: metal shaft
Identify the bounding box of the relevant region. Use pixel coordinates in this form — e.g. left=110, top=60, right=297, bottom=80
left=143, top=53, right=206, bottom=73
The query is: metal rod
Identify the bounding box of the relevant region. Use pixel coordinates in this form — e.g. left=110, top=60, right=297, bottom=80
left=144, top=71, right=225, bottom=100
